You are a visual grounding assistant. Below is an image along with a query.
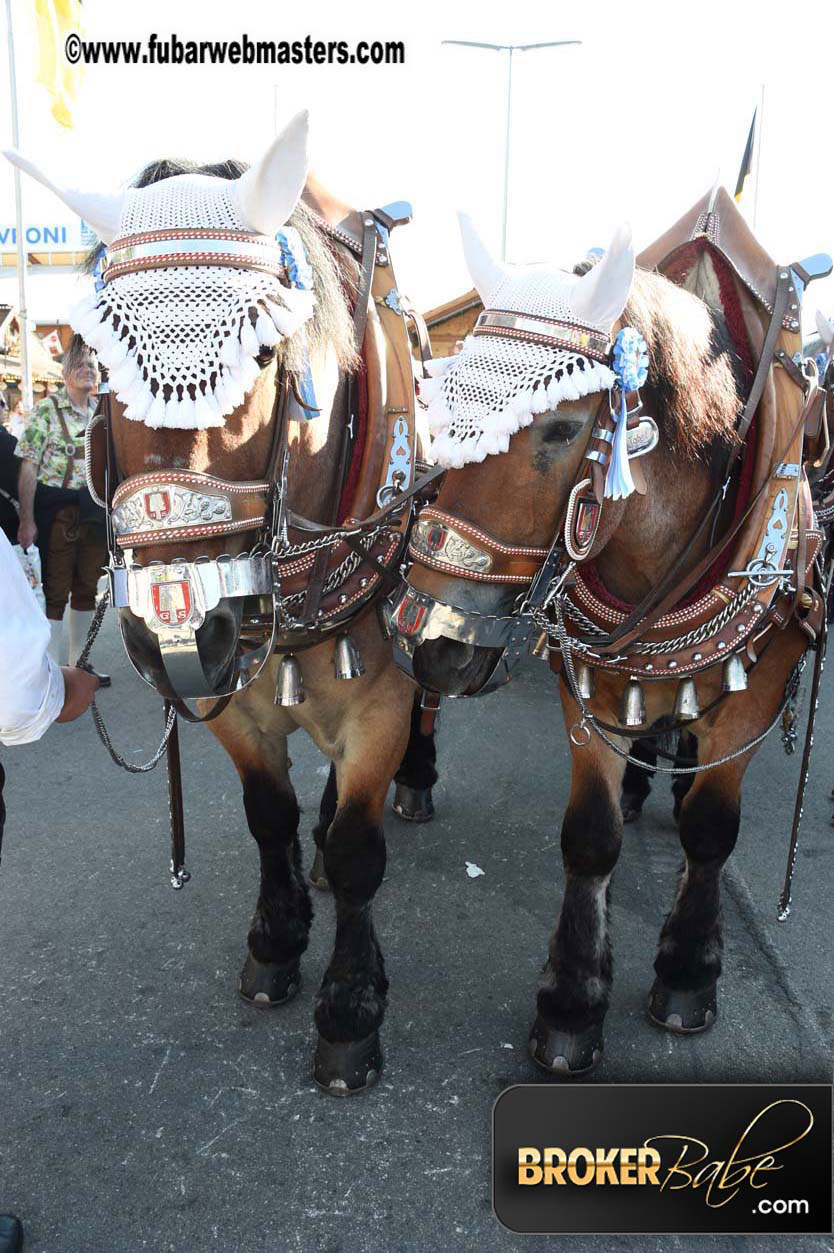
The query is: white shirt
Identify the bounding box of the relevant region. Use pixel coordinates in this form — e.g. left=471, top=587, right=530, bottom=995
left=0, top=530, right=65, bottom=744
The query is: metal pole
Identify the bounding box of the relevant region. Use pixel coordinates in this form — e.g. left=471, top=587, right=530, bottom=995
left=501, top=47, right=513, bottom=262
left=4, top=0, right=32, bottom=409
left=753, top=83, right=764, bottom=232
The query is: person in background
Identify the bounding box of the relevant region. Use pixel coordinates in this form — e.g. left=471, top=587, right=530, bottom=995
left=0, top=526, right=100, bottom=1253
left=3, top=394, right=28, bottom=442
left=15, top=336, right=110, bottom=685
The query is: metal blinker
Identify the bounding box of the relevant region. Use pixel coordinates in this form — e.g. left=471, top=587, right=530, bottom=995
left=619, top=678, right=646, bottom=728
left=673, top=677, right=700, bottom=721
left=275, top=654, right=305, bottom=706
left=334, top=633, right=365, bottom=680
left=577, top=663, right=596, bottom=699
left=722, top=654, right=748, bottom=693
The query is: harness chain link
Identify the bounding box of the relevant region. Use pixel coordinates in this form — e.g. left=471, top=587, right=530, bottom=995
left=551, top=593, right=807, bottom=776
left=76, top=588, right=176, bottom=772
left=547, top=581, right=759, bottom=655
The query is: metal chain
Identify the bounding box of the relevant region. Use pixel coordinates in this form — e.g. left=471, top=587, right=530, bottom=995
left=272, top=518, right=391, bottom=559
left=76, top=588, right=176, bottom=773
left=552, top=595, right=806, bottom=776
left=538, top=580, right=758, bottom=656
left=278, top=538, right=375, bottom=610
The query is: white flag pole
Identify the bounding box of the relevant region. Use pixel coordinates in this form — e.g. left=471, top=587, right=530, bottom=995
left=4, top=0, right=32, bottom=409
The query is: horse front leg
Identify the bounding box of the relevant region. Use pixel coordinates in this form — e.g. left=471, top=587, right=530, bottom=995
left=649, top=757, right=745, bottom=1033
left=210, top=702, right=312, bottom=1008
left=313, top=683, right=411, bottom=1096
left=392, top=688, right=439, bottom=822
left=530, top=705, right=626, bottom=1077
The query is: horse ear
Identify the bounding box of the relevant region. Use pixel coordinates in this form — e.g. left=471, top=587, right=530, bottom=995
left=570, top=223, right=634, bottom=328
left=235, top=110, right=309, bottom=236
left=458, top=212, right=508, bottom=306
left=2, top=148, right=124, bottom=243
left=816, top=309, right=833, bottom=347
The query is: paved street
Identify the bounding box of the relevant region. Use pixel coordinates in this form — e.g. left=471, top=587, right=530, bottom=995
left=0, top=613, right=832, bottom=1252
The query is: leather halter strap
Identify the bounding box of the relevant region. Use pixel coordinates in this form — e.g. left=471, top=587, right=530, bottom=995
left=102, top=228, right=289, bottom=283
left=408, top=507, right=549, bottom=584
left=111, top=471, right=270, bottom=548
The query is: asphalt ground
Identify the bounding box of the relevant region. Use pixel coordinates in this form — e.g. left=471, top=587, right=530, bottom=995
left=1, top=613, right=833, bottom=1252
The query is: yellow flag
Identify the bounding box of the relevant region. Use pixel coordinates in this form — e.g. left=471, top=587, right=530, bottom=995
left=34, top=0, right=83, bottom=129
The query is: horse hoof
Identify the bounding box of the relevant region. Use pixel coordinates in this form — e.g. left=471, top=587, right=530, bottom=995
left=647, top=979, right=717, bottom=1033
left=528, top=1017, right=603, bottom=1077
left=239, top=954, right=301, bottom=1007
left=392, top=783, right=435, bottom=823
left=309, top=848, right=330, bottom=892
left=621, top=795, right=643, bottom=824
left=314, top=1031, right=383, bottom=1096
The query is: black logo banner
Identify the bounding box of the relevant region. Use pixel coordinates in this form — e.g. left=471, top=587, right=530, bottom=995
left=493, top=1084, right=832, bottom=1234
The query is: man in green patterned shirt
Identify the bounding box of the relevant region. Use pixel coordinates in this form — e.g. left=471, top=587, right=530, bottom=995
left=16, top=336, right=110, bottom=684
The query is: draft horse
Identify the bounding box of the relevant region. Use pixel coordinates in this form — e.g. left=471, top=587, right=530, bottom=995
left=6, top=113, right=438, bottom=1095
left=390, top=190, right=828, bottom=1075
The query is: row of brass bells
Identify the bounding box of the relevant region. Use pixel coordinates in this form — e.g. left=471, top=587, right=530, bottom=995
left=617, top=654, right=749, bottom=729
left=274, top=635, right=366, bottom=707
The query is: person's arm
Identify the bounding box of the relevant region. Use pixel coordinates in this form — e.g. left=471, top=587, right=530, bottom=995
left=0, top=531, right=98, bottom=745
left=17, top=458, right=37, bottom=549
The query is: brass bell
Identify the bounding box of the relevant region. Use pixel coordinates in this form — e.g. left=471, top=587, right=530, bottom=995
left=619, top=678, right=646, bottom=728
left=576, top=663, right=596, bottom=700
left=274, top=653, right=305, bottom=706
left=722, top=653, right=748, bottom=692
left=334, top=633, right=365, bottom=680
left=673, top=677, right=700, bottom=721
left=531, top=631, right=550, bottom=660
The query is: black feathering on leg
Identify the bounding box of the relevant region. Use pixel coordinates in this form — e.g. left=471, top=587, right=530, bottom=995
left=315, top=802, right=389, bottom=1042
left=654, top=783, right=739, bottom=992
left=537, top=785, right=623, bottom=1034
left=242, top=772, right=312, bottom=967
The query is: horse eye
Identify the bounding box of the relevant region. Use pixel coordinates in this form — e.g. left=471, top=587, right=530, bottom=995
left=541, top=415, right=585, bottom=444
left=255, top=347, right=275, bottom=368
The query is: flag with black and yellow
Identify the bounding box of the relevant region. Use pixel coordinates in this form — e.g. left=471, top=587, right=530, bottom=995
left=734, top=109, right=757, bottom=203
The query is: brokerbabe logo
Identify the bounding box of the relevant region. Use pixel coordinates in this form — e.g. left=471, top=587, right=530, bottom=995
left=493, top=1085, right=832, bottom=1234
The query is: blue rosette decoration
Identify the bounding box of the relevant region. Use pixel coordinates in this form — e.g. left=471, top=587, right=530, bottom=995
left=605, top=327, right=650, bottom=501
left=276, top=227, right=318, bottom=414
left=276, top=227, right=314, bottom=291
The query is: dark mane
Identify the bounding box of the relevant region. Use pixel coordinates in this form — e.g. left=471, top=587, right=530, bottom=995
left=83, top=156, right=357, bottom=373
left=574, top=260, right=745, bottom=462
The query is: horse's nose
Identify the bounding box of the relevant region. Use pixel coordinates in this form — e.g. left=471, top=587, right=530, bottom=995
left=120, top=600, right=242, bottom=697
left=412, top=636, right=503, bottom=696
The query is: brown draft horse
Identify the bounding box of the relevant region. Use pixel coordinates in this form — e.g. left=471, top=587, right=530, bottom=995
left=397, top=205, right=815, bottom=1077
left=7, top=124, right=437, bottom=1095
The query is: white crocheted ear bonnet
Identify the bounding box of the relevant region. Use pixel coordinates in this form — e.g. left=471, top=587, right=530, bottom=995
left=3, top=112, right=313, bottom=431
left=421, top=215, right=636, bottom=471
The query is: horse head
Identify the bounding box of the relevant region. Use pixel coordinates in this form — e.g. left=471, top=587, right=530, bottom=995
left=392, top=213, right=635, bottom=695
left=6, top=113, right=357, bottom=703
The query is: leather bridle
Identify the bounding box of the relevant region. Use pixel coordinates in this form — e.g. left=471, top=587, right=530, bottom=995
left=388, top=269, right=811, bottom=699
left=88, top=217, right=441, bottom=721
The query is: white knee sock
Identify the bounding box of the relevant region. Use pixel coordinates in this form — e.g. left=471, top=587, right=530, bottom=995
left=68, top=608, right=95, bottom=665
left=47, top=618, right=65, bottom=665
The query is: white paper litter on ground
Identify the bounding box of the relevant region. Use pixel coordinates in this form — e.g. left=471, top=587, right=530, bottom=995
left=465, top=862, right=485, bottom=878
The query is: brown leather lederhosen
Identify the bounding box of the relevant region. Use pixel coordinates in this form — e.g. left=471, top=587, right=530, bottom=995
left=43, top=395, right=107, bottom=619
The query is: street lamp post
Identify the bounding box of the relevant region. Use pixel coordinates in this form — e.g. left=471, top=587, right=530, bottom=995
left=442, top=39, right=582, bottom=261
